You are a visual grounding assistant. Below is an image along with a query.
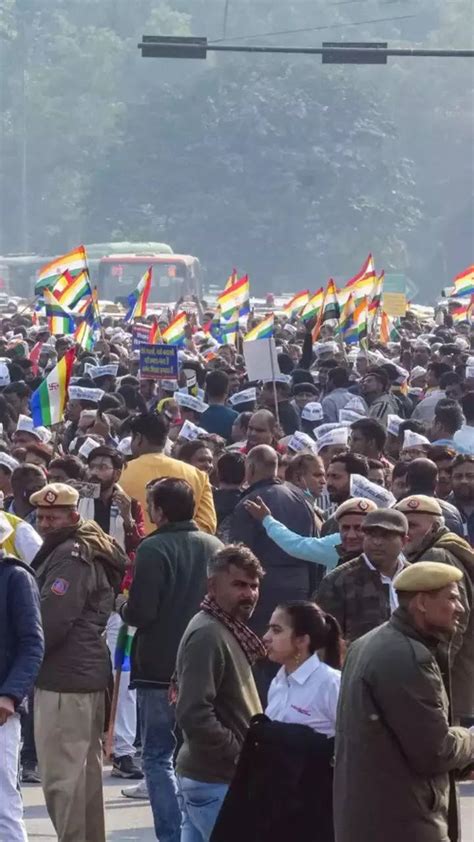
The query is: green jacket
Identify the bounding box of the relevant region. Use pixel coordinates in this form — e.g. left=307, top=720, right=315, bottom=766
left=175, top=611, right=262, bottom=784
left=122, top=521, right=222, bottom=688
left=335, top=608, right=474, bottom=842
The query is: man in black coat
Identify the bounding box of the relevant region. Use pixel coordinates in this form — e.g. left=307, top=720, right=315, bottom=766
left=230, top=445, right=317, bottom=699
left=0, top=551, right=44, bottom=839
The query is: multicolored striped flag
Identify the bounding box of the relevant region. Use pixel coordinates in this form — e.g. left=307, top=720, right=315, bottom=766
left=114, top=624, right=136, bottom=672
left=284, top=290, right=309, bottom=318
left=301, top=288, right=324, bottom=321
left=162, top=311, right=187, bottom=345
left=31, top=347, right=75, bottom=427
left=29, top=342, right=44, bottom=376
left=451, top=299, right=473, bottom=323
left=217, top=274, right=250, bottom=318
left=148, top=318, right=162, bottom=344
left=343, top=254, right=376, bottom=301
left=43, top=288, right=76, bottom=335
left=74, top=321, right=93, bottom=351
left=339, top=293, right=355, bottom=338
left=54, top=270, right=92, bottom=312
left=368, top=271, right=384, bottom=331
left=452, top=265, right=474, bottom=298
left=220, top=308, right=239, bottom=345
left=345, top=297, right=368, bottom=347
left=312, top=279, right=340, bottom=341
left=244, top=314, right=274, bottom=341
left=35, top=246, right=88, bottom=293
left=125, top=267, right=153, bottom=322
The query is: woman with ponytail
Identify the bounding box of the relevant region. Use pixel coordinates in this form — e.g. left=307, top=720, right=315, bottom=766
left=263, top=600, right=343, bottom=736
left=211, top=601, right=341, bottom=841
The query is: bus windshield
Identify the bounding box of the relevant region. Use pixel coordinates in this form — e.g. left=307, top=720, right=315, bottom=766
left=98, top=259, right=189, bottom=304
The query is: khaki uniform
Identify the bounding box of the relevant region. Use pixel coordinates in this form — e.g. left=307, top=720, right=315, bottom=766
left=32, top=519, right=126, bottom=842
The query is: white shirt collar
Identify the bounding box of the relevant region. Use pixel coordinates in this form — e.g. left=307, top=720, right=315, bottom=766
left=362, top=553, right=404, bottom=612
left=275, top=653, right=321, bottom=687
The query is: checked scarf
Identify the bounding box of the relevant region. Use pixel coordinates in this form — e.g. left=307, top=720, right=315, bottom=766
left=201, top=594, right=267, bottom=666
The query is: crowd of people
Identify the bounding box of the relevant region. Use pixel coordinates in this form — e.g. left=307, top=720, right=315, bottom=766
left=0, top=299, right=473, bottom=842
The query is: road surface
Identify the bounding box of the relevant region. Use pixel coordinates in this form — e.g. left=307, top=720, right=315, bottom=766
left=23, top=770, right=474, bottom=841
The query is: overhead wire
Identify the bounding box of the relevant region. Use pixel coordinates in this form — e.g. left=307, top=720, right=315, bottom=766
left=209, top=13, right=418, bottom=44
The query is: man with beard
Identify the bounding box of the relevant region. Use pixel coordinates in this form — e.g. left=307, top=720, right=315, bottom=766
left=394, top=494, right=474, bottom=724
left=82, top=446, right=145, bottom=780
left=320, top=452, right=370, bottom=536
left=30, top=483, right=127, bottom=842
left=448, top=454, right=474, bottom=545
left=175, top=545, right=264, bottom=841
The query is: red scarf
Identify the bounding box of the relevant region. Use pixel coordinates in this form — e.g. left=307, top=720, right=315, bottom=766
left=200, top=595, right=267, bottom=666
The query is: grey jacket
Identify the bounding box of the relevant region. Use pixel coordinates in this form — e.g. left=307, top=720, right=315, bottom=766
left=334, top=609, right=474, bottom=842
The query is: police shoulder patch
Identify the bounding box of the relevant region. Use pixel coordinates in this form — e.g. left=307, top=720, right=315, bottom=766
left=51, top=578, right=70, bottom=596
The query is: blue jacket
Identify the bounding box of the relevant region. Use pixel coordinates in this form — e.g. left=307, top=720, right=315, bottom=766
left=0, top=557, right=44, bottom=710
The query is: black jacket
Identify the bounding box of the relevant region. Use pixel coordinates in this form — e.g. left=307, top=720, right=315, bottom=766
left=211, top=714, right=335, bottom=842
left=230, top=479, right=317, bottom=635
left=122, top=521, right=223, bottom=688
left=0, top=557, right=44, bottom=711
left=277, top=400, right=301, bottom=435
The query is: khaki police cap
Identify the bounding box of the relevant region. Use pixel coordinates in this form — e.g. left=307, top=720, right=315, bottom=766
left=30, top=483, right=79, bottom=508
left=394, top=495, right=443, bottom=517
left=362, top=509, right=408, bottom=534
left=394, top=561, right=463, bottom=592
left=335, top=498, right=377, bottom=521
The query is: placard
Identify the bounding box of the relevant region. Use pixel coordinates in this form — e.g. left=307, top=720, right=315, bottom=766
left=243, top=338, right=281, bottom=382
left=383, top=292, right=407, bottom=318
left=132, top=324, right=152, bottom=350
left=139, top=344, right=178, bottom=380
left=350, top=474, right=395, bottom=508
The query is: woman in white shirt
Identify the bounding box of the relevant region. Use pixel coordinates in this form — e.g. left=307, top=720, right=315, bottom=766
left=263, top=600, right=343, bottom=737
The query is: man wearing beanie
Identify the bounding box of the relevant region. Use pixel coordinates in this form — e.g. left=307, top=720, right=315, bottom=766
left=335, top=562, right=474, bottom=842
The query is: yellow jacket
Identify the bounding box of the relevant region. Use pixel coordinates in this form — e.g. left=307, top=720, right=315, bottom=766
left=121, top=452, right=217, bottom=536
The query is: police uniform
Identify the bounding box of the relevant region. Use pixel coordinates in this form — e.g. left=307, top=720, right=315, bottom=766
left=31, top=484, right=126, bottom=842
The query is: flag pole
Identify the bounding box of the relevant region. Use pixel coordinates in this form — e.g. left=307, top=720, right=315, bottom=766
left=269, top=338, right=281, bottom=428
left=105, top=668, right=122, bottom=760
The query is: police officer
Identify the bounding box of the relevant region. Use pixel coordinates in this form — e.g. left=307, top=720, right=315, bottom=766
left=30, top=483, right=127, bottom=842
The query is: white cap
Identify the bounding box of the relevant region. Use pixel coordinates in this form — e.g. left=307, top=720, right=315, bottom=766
left=409, top=366, right=427, bottom=382
left=0, top=453, right=20, bottom=473
left=387, top=414, right=404, bottom=437
left=283, top=323, right=297, bottom=336
left=117, top=436, right=132, bottom=456
left=301, top=402, right=323, bottom=423
left=316, top=426, right=349, bottom=452
left=173, top=392, right=209, bottom=414
left=287, top=431, right=317, bottom=453
left=161, top=379, right=179, bottom=392
left=84, top=363, right=118, bottom=379
left=313, top=421, right=351, bottom=441
left=403, top=430, right=430, bottom=449
left=78, top=437, right=102, bottom=459
left=68, top=386, right=104, bottom=404
left=263, top=374, right=291, bottom=385
left=314, top=341, right=338, bottom=357
left=229, top=387, right=257, bottom=407
left=14, top=415, right=51, bottom=443
left=179, top=419, right=207, bottom=441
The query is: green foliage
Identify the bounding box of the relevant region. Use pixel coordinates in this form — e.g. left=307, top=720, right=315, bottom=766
left=0, top=0, right=472, bottom=298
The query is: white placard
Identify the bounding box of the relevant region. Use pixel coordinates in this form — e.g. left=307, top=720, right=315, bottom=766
left=243, top=338, right=281, bottom=382
left=350, top=474, right=395, bottom=508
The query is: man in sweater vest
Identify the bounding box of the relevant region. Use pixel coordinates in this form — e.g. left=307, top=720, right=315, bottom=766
left=175, top=545, right=265, bottom=841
